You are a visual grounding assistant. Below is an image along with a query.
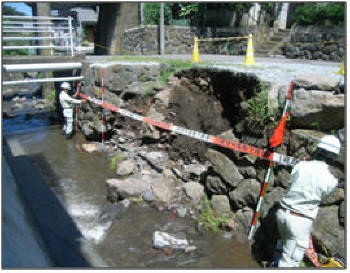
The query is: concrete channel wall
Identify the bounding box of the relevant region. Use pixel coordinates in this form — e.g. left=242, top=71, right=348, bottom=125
left=3, top=140, right=89, bottom=267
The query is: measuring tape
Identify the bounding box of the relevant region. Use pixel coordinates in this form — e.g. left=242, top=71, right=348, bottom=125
left=76, top=91, right=298, bottom=167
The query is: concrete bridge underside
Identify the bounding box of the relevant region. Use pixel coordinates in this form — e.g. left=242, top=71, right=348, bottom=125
left=28, top=2, right=139, bottom=55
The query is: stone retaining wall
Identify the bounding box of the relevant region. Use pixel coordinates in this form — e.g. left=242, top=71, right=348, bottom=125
left=122, top=25, right=273, bottom=56
left=282, top=25, right=345, bottom=61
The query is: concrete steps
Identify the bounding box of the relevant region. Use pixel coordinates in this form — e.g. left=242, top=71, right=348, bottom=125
left=254, top=28, right=291, bottom=57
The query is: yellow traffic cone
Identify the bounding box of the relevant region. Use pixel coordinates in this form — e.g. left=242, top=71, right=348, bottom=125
left=244, top=33, right=256, bottom=65
left=337, top=61, right=344, bottom=75
left=191, top=36, right=200, bottom=63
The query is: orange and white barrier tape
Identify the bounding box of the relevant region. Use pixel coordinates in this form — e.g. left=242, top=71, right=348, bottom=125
left=76, top=91, right=298, bottom=167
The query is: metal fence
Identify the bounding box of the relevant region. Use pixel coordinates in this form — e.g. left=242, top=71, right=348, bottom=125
left=2, top=15, right=75, bottom=56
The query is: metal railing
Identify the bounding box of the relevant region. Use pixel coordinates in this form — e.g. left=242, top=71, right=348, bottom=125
left=2, top=15, right=75, bottom=56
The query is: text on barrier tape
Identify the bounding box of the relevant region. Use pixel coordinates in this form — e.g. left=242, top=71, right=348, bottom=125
left=76, top=92, right=298, bottom=166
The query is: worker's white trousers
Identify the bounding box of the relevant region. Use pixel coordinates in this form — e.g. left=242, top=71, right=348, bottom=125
left=63, top=108, right=74, bottom=135
left=276, top=208, right=313, bottom=267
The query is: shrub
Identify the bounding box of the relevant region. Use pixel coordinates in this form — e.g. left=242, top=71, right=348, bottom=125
left=198, top=196, right=227, bottom=233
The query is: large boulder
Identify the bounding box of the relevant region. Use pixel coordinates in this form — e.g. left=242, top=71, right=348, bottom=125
left=182, top=182, right=205, bottom=205
left=116, top=159, right=136, bottom=176
left=313, top=205, right=345, bottom=257
left=293, top=74, right=340, bottom=91
left=229, top=179, right=261, bottom=210
left=206, top=149, right=243, bottom=188
left=106, top=174, right=173, bottom=202
left=205, top=175, right=229, bottom=195
left=290, top=90, right=344, bottom=131
left=233, top=207, right=254, bottom=236
left=211, top=195, right=231, bottom=215
left=289, top=129, right=325, bottom=155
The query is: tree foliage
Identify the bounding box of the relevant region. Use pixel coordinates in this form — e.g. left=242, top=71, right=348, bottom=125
left=3, top=5, right=25, bottom=16
left=291, top=3, right=344, bottom=26
left=143, top=3, right=173, bottom=25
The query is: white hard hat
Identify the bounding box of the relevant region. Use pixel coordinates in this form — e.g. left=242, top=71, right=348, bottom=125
left=60, top=82, right=71, bottom=90
left=317, top=135, right=341, bottom=155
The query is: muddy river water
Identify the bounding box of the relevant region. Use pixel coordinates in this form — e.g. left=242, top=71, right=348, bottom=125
left=4, top=113, right=259, bottom=268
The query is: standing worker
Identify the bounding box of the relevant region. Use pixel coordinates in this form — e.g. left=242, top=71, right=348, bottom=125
left=273, top=135, right=341, bottom=267
left=59, top=82, right=86, bottom=139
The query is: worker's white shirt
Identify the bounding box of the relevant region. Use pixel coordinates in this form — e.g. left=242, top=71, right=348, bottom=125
left=59, top=91, right=81, bottom=109
left=280, top=160, right=338, bottom=220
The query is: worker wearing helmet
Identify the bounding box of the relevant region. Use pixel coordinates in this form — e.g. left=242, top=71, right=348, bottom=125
left=273, top=135, right=341, bottom=267
left=59, top=82, right=86, bottom=139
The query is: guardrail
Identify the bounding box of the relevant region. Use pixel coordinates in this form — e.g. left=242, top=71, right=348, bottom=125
left=2, top=15, right=75, bottom=56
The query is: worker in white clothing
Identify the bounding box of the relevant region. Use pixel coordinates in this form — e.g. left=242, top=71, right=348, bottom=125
left=274, top=135, right=340, bottom=267
left=59, top=82, right=86, bottom=139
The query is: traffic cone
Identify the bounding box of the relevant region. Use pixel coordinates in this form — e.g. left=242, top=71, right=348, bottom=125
left=191, top=36, right=200, bottom=63
left=244, top=33, right=256, bottom=65
left=337, top=61, right=344, bottom=75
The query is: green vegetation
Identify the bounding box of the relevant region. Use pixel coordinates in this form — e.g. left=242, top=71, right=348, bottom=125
left=247, top=82, right=276, bottom=124
left=3, top=5, right=25, bottom=16
left=159, top=59, right=193, bottom=83
left=109, top=153, right=126, bottom=171
left=143, top=3, right=173, bottom=25
left=198, top=196, right=228, bottom=233
left=292, top=3, right=344, bottom=26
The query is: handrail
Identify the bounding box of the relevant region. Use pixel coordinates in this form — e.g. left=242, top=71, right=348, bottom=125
left=3, top=15, right=70, bottom=20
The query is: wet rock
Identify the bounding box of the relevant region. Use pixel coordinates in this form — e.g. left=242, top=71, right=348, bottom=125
left=116, top=159, right=136, bottom=176
left=81, top=142, right=101, bottom=153
left=205, top=175, right=228, bottom=195
left=222, top=218, right=235, bottom=231
left=257, top=168, right=275, bottom=190
left=293, top=74, right=340, bottom=91
left=289, top=129, right=324, bottom=154
left=291, top=90, right=344, bottom=131
left=183, top=182, right=204, bottom=205
left=321, top=188, right=344, bottom=206
left=176, top=207, right=187, bottom=218
left=211, top=195, right=231, bottom=215
left=206, top=149, right=243, bottom=188
left=106, top=175, right=151, bottom=199
left=313, top=205, right=344, bottom=257
left=152, top=231, right=188, bottom=249
left=98, top=200, right=130, bottom=223
left=145, top=151, right=169, bottom=164
left=229, top=179, right=261, bottom=210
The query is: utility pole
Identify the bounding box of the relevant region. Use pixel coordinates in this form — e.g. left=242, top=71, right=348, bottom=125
left=140, top=3, right=144, bottom=27
left=160, top=3, right=164, bottom=55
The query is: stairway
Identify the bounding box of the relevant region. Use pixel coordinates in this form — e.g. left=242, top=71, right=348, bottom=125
left=255, top=28, right=291, bottom=57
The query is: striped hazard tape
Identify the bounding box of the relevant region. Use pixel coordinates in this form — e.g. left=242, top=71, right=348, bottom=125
left=76, top=92, right=298, bottom=166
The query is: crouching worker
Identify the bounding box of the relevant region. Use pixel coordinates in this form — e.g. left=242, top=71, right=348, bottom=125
left=273, top=135, right=341, bottom=267
left=59, top=82, right=86, bottom=139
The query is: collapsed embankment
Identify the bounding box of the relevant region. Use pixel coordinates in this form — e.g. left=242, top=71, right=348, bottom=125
left=77, top=61, right=345, bottom=265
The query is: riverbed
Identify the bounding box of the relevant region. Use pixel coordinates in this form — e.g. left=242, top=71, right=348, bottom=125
left=3, top=113, right=259, bottom=268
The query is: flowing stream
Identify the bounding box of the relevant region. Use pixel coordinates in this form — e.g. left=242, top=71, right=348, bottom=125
left=4, top=113, right=259, bottom=268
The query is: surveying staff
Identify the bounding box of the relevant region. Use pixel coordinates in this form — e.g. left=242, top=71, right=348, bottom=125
left=273, top=135, right=340, bottom=267
left=59, top=82, right=86, bottom=139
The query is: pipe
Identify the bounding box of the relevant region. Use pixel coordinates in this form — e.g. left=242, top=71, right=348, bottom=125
left=3, top=45, right=69, bottom=50
left=3, top=30, right=55, bottom=33
left=3, top=37, right=67, bottom=41
left=3, top=63, right=82, bottom=73
left=3, top=76, right=84, bottom=86
left=3, top=15, right=70, bottom=20
left=3, top=21, right=56, bottom=25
